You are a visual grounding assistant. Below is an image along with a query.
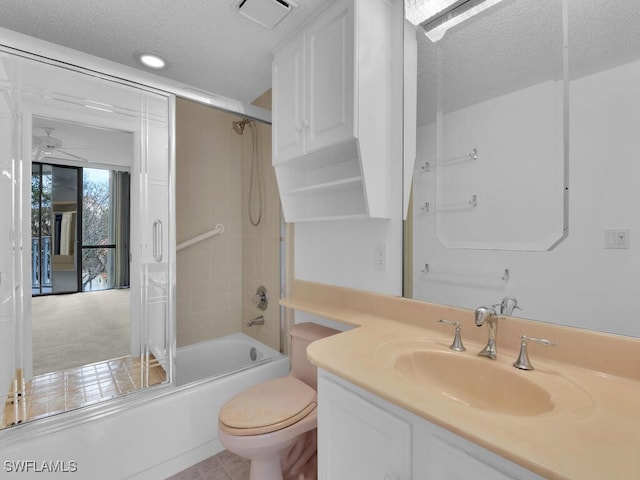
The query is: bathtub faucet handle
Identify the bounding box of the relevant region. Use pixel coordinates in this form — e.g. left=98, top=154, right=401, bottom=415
left=252, top=286, right=268, bottom=311
left=247, top=315, right=265, bottom=327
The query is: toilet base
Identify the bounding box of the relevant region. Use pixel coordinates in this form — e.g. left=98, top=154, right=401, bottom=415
left=250, top=454, right=286, bottom=480
left=219, top=417, right=318, bottom=480
left=247, top=431, right=316, bottom=480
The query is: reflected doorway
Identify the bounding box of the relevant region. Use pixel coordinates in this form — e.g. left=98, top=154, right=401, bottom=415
left=30, top=162, right=132, bottom=375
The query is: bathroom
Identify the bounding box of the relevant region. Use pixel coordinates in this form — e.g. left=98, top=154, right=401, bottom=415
left=1, top=0, right=640, bottom=479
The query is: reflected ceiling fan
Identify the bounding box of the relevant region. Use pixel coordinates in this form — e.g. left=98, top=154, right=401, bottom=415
left=32, top=127, right=93, bottom=162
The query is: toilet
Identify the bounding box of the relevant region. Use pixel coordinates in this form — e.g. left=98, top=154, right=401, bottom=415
left=218, top=322, right=338, bottom=480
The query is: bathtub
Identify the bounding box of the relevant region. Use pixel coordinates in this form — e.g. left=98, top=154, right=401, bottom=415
left=176, top=332, right=286, bottom=386
left=1, top=332, right=290, bottom=480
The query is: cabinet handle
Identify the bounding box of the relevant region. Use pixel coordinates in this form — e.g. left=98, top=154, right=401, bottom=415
left=302, top=120, right=310, bottom=129
left=152, top=219, right=163, bottom=262
left=384, top=474, right=401, bottom=480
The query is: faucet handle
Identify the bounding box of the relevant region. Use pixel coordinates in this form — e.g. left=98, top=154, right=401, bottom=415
left=513, top=334, right=556, bottom=370
left=438, top=319, right=466, bottom=352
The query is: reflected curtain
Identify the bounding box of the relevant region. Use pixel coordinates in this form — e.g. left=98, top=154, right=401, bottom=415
left=110, top=171, right=130, bottom=288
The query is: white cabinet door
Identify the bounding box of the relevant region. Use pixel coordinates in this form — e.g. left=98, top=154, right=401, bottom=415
left=318, top=374, right=412, bottom=480
left=304, top=0, right=354, bottom=154
left=319, top=371, right=543, bottom=480
left=427, top=436, right=523, bottom=480
left=272, top=33, right=305, bottom=164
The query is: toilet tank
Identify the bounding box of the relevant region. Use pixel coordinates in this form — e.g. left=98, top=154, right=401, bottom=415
left=289, top=322, right=340, bottom=390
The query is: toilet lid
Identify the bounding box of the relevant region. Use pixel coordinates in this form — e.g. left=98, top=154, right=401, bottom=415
left=219, top=376, right=317, bottom=436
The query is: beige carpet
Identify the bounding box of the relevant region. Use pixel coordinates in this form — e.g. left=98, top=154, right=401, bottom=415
left=31, top=289, right=130, bottom=376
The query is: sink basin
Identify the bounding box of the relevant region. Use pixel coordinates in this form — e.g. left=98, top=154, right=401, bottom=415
left=394, top=350, right=554, bottom=416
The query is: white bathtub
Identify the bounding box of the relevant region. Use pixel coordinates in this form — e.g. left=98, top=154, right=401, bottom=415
left=176, top=333, right=285, bottom=386
left=1, top=333, right=290, bottom=480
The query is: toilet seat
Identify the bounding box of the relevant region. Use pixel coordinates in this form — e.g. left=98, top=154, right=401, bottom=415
left=219, top=376, right=317, bottom=436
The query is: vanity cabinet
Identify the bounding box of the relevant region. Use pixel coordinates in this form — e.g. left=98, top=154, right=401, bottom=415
left=272, top=0, right=404, bottom=222
left=318, top=370, right=544, bottom=480
left=318, top=370, right=412, bottom=479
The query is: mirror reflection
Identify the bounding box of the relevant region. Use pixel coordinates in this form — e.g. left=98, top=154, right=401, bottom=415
left=30, top=118, right=134, bottom=379
left=429, top=0, right=566, bottom=251
left=1, top=51, right=171, bottom=429
left=407, top=0, right=640, bottom=337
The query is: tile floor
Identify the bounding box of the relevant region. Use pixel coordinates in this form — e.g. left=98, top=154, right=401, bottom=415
left=167, top=450, right=250, bottom=480
left=2, top=355, right=166, bottom=429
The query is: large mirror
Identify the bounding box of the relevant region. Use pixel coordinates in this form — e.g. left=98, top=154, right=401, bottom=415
left=406, top=0, right=640, bottom=338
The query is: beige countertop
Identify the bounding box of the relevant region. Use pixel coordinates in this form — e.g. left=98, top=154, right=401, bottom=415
left=282, top=280, right=640, bottom=480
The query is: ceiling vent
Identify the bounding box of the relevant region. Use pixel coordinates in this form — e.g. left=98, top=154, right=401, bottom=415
left=237, top=0, right=294, bottom=29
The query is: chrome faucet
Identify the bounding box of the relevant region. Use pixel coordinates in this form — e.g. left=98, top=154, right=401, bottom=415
left=247, top=315, right=265, bottom=327
left=475, top=306, right=499, bottom=360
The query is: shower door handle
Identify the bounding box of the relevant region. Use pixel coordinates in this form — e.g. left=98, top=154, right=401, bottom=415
left=152, top=219, right=163, bottom=262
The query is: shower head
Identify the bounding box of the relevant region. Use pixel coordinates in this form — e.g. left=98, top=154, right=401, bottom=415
left=232, top=118, right=252, bottom=135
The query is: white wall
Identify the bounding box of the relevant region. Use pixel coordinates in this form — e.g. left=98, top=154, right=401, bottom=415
left=294, top=217, right=403, bottom=331
left=412, top=59, right=640, bottom=337
left=295, top=217, right=403, bottom=296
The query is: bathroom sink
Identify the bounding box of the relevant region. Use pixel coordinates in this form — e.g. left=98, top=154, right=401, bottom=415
left=393, top=350, right=554, bottom=416
left=374, top=337, right=595, bottom=418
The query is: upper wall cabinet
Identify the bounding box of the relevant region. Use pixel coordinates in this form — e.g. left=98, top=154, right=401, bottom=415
left=272, top=0, right=404, bottom=222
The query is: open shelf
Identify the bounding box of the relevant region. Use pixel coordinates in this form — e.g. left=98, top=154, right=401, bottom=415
left=282, top=176, right=363, bottom=195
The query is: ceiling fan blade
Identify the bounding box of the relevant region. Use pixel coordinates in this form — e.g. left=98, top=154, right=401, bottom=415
left=33, top=146, right=44, bottom=162
left=57, top=149, right=92, bottom=162
left=57, top=146, right=96, bottom=150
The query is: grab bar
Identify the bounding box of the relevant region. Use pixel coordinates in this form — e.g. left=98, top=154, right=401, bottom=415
left=421, top=263, right=510, bottom=282
left=437, top=148, right=478, bottom=166
left=177, top=224, right=224, bottom=252
left=437, top=194, right=478, bottom=212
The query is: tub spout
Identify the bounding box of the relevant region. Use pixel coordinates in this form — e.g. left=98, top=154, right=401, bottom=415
left=247, top=315, right=265, bottom=327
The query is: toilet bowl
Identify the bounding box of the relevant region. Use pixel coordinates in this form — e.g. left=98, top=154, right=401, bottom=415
left=218, top=323, right=339, bottom=480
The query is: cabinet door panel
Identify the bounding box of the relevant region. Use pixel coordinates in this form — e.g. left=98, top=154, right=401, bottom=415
left=305, top=1, right=354, bottom=153
left=273, top=35, right=304, bottom=164
left=319, top=376, right=411, bottom=480
left=429, top=436, right=519, bottom=480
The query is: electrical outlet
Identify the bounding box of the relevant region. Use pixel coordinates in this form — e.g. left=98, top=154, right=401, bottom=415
left=604, top=229, right=630, bottom=249
left=374, top=244, right=386, bottom=272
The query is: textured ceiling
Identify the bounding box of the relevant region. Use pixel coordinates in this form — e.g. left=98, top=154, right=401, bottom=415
left=2, top=0, right=638, bottom=121
left=416, top=0, right=640, bottom=125
left=0, top=0, right=326, bottom=104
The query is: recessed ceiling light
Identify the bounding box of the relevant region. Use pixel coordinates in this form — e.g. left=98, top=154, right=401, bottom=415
left=135, top=52, right=169, bottom=70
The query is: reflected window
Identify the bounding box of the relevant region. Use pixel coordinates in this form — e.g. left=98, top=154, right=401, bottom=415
left=81, top=169, right=130, bottom=291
